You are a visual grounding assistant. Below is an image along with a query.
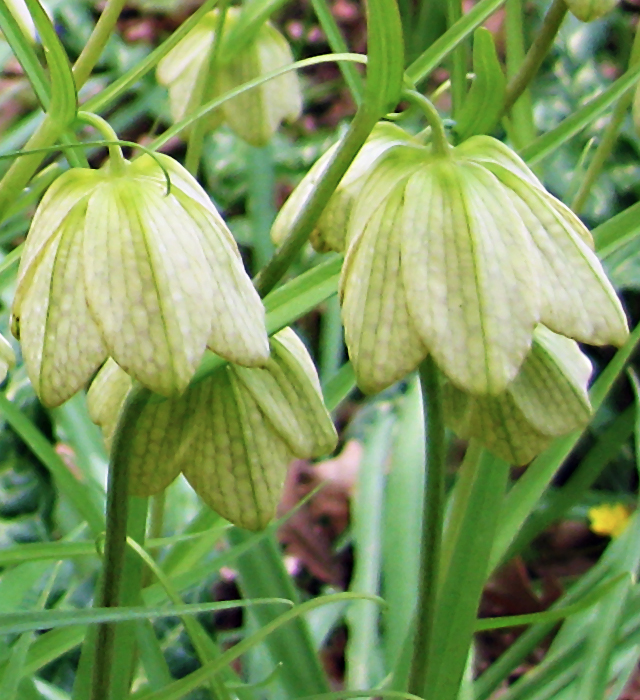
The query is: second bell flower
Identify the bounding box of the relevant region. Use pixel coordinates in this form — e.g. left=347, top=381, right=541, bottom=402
left=12, top=152, right=269, bottom=407
left=338, top=128, right=628, bottom=396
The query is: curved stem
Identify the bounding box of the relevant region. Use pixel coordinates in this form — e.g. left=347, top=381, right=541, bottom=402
left=73, top=0, right=127, bottom=89
left=402, top=90, right=450, bottom=155
left=77, top=111, right=126, bottom=172
left=408, top=355, right=447, bottom=697
left=90, top=388, right=150, bottom=700
left=503, top=0, right=568, bottom=114
left=253, top=103, right=379, bottom=296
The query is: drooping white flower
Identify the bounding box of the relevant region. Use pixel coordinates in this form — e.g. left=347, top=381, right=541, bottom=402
left=12, top=153, right=269, bottom=407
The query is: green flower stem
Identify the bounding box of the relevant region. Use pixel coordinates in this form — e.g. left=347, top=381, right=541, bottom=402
left=408, top=355, right=447, bottom=698
left=254, top=104, right=379, bottom=296
left=503, top=0, right=568, bottom=114
left=76, top=111, right=126, bottom=172
left=185, top=0, right=229, bottom=176
left=90, top=388, right=151, bottom=700
left=571, top=21, right=640, bottom=213
left=402, top=90, right=450, bottom=156
left=447, top=0, right=467, bottom=119
left=72, top=0, right=128, bottom=89
left=505, top=0, right=535, bottom=148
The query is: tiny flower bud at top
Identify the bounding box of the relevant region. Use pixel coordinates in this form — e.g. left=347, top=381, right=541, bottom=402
left=338, top=126, right=628, bottom=396
left=13, top=153, right=269, bottom=407
left=157, top=9, right=302, bottom=147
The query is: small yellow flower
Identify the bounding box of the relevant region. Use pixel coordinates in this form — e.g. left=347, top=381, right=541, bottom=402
left=588, top=503, right=631, bottom=538
left=337, top=128, right=628, bottom=396
left=88, top=328, right=338, bottom=530
left=12, top=153, right=269, bottom=407
left=157, top=9, right=302, bottom=147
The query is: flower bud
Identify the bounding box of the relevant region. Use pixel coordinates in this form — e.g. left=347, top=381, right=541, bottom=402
left=13, top=153, right=269, bottom=407
left=271, top=122, right=412, bottom=252
left=157, top=9, right=302, bottom=147
left=338, top=129, right=627, bottom=396
left=88, top=328, right=337, bottom=530
left=444, top=325, right=593, bottom=464
left=564, top=0, right=617, bottom=22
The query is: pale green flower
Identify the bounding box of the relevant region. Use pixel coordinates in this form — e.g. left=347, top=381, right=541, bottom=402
left=339, top=131, right=628, bottom=396
left=12, top=153, right=269, bottom=407
left=271, top=122, right=412, bottom=252
left=157, top=9, right=302, bottom=147
left=88, top=328, right=338, bottom=530
left=444, top=326, right=593, bottom=464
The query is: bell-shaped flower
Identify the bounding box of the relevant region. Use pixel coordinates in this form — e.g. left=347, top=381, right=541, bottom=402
left=271, top=122, right=412, bottom=252
left=339, top=128, right=628, bottom=396
left=157, top=9, right=302, bottom=147
left=87, top=328, right=338, bottom=530
left=444, top=325, right=593, bottom=464
left=12, top=152, right=269, bottom=408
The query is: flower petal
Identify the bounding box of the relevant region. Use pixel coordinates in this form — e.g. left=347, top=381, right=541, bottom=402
left=182, top=368, right=293, bottom=530
left=84, top=180, right=214, bottom=396
left=20, top=209, right=106, bottom=407
left=444, top=383, right=552, bottom=465
left=495, top=167, right=629, bottom=347
left=14, top=171, right=97, bottom=323
left=509, top=326, right=592, bottom=436
left=176, top=194, right=270, bottom=367
left=87, top=358, right=132, bottom=449
left=401, top=162, right=541, bottom=395
left=341, top=186, right=429, bottom=394
left=233, top=328, right=337, bottom=456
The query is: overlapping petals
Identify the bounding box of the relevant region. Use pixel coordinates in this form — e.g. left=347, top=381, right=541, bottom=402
left=12, top=154, right=269, bottom=407
left=88, top=329, right=337, bottom=530
left=444, top=326, right=593, bottom=464
left=337, top=130, right=628, bottom=397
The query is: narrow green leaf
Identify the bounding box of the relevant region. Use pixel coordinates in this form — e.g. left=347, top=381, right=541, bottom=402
left=0, top=599, right=292, bottom=636
left=520, top=62, right=640, bottom=165
left=24, top=0, right=77, bottom=125
left=455, top=28, right=506, bottom=139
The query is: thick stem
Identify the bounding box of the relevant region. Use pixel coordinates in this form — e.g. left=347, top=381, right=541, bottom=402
left=253, top=105, right=379, bottom=296
left=73, top=0, right=127, bottom=89
left=402, top=90, right=450, bottom=156
left=572, top=20, right=640, bottom=213
left=408, top=355, right=447, bottom=698
left=502, top=0, right=568, bottom=114
left=90, top=388, right=150, bottom=700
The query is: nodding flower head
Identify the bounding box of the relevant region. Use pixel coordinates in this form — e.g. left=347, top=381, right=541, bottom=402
left=12, top=153, right=269, bottom=407
left=88, top=328, right=338, bottom=530
left=335, top=127, right=627, bottom=396
left=157, top=8, right=302, bottom=147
